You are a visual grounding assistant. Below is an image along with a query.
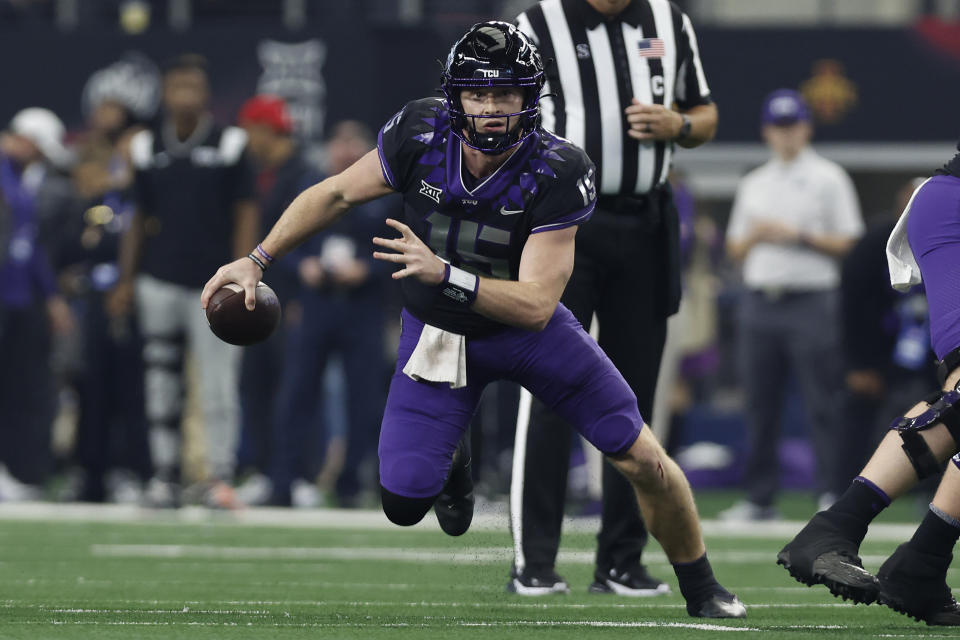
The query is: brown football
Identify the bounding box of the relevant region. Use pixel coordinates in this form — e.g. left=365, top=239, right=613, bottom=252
left=205, top=282, right=281, bottom=346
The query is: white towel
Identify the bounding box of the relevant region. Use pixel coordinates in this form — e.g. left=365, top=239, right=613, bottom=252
left=886, top=177, right=931, bottom=292
left=402, top=323, right=467, bottom=389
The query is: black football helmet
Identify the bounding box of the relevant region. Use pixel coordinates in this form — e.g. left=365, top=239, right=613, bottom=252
left=441, top=21, right=545, bottom=155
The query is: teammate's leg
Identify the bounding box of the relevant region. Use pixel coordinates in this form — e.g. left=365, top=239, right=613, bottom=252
left=779, top=174, right=960, bottom=602
left=875, top=456, right=960, bottom=625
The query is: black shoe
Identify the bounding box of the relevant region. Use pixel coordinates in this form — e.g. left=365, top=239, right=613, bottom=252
left=434, top=441, right=473, bottom=537
left=588, top=564, right=671, bottom=596
left=687, top=588, right=747, bottom=618
left=877, top=542, right=960, bottom=625
left=777, top=512, right=879, bottom=604
left=506, top=567, right=571, bottom=596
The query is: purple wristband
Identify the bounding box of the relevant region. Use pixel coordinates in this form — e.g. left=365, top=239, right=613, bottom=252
left=440, top=263, right=479, bottom=305
left=256, top=243, right=275, bottom=263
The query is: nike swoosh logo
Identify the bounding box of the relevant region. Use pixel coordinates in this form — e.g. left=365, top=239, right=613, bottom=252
left=499, top=206, right=523, bottom=216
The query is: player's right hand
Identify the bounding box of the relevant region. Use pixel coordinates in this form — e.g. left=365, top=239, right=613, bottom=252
left=201, top=257, right=262, bottom=311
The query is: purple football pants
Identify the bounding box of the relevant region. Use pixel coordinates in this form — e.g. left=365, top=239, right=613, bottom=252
left=907, top=174, right=960, bottom=360
left=378, top=304, right=643, bottom=498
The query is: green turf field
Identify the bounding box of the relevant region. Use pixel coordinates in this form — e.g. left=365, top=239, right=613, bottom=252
left=1, top=491, right=958, bottom=639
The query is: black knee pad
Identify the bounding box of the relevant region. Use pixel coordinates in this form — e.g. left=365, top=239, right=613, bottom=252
left=380, top=486, right=436, bottom=527
left=891, top=389, right=960, bottom=479
left=936, top=345, right=960, bottom=387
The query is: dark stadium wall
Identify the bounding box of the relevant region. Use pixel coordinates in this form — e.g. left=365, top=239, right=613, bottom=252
left=0, top=20, right=445, bottom=146
left=695, top=26, right=960, bottom=143
left=0, top=23, right=957, bottom=144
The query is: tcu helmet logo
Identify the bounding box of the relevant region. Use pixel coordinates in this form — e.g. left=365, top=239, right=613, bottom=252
left=479, top=69, right=500, bottom=78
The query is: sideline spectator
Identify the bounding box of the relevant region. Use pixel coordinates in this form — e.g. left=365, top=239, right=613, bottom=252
left=109, top=54, right=259, bottom=508
left=722, top=89, right=863, bottom=520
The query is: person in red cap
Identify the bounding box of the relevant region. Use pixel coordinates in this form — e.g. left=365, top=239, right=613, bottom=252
left=234, top=94, right=318, bottom=506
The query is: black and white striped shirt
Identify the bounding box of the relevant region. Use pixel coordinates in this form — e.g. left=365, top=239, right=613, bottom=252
left=516, top=0, right=712, bottom=196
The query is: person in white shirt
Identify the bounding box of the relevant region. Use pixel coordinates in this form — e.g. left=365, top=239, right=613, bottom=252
left=722, top=89, right=864, bottom=521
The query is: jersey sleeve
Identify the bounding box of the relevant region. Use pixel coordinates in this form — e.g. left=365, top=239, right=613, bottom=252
left=529, top=150, right=597, bottom=234
left=673, top=7, right=713, bottom=110
left=376, top=98, right=441, bottom=192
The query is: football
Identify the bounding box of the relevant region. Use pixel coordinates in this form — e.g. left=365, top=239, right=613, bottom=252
left=205, top=281, right=281, bottom=346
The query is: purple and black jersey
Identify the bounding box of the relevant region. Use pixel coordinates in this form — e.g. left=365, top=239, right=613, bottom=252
left=377, top=97, right=597, bottom=336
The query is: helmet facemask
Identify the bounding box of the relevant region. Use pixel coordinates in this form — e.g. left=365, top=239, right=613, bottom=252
left=441, top=22, right=545, bottom=155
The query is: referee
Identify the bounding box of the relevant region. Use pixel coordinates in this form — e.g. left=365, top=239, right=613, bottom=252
left=508, top=0, right=718, bottom=595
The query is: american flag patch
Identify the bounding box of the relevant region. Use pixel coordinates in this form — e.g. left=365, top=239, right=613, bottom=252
left=637, top=38, right=665, bottom=58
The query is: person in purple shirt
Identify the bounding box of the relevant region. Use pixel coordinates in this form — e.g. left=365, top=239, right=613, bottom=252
left=779, top=141, right=960, bottom=626
left=0, top=108, right=75, bottom=492
left=201, top=21, right=744, bottom=619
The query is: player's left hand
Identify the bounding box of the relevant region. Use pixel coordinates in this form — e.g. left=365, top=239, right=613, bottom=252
left=625, top=99, right=683, bottom=141
left=373, top=218, right=445, bottom=285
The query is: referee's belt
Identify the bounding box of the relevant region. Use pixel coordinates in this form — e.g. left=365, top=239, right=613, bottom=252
left=596, top=188, right=665, bottom=229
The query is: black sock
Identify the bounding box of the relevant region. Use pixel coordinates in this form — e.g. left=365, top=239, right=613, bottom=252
left=910, top=506, right=960, bottom=558
left=672, top=554, right=722, bottom=604
left=441, top=430, right=472, bottom=496
left=822, top=476, right=890, bottom=545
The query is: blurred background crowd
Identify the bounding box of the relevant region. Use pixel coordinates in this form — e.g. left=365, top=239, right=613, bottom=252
left=0, top=0, right=958, bottom=515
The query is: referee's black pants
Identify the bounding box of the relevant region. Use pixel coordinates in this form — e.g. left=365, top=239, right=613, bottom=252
left=511, top=203, right=672, bottom=576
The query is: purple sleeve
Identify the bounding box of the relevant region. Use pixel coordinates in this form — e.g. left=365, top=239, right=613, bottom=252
left=376, top=127, right=399, bottom=190
left=528, top=153, right=597, bottom=234
left=530, top=202, right=595, bottom=234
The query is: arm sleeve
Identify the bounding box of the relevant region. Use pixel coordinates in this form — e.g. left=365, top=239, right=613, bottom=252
left=530, top=153, right=597, bottom=234
left=674, top=9, right=713, bottom=110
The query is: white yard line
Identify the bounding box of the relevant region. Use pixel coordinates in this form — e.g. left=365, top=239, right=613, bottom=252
left=85, top=543, right=905, bottom=567
left=1, top=600, right=864, bottom=610
left=0, top=502, right=919, bottom=542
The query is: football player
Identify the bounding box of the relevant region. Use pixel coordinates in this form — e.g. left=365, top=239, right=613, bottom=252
left=778, top=142, right=960, bottom=625
left=201, top=21, right=745, bottom=619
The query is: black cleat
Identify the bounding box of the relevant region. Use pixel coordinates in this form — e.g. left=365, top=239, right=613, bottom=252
left=588, top=564, right=671, bottom=596
left=777, top=512, right=879, bottom=604
left=506, top=568, right=571, bottom=596
left=434, top=441, right=473, bottom=537
left=687, top=588, right=747, bottom=618
left=877, top=542, right=960, bottom=626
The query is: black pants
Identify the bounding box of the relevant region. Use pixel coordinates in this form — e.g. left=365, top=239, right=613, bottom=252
left=73, top=293, right=151, bottom=499
left=0, top=304, right=55, bottom=485
left=511, top=196, right=676, bottom=575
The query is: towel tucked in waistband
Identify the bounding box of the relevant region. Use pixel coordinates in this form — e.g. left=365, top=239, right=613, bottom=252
left=402, top=323, right=467, bottom=389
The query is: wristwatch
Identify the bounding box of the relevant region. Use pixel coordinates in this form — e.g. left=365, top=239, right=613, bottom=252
left=676, top=114, right=692, bottom=142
